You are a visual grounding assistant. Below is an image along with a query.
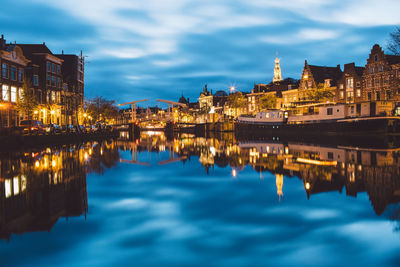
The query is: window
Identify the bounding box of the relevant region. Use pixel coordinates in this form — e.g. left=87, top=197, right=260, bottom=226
left=33, top=75, right=38, bottom=86
left=328, top=152, right=334, bottom=160
left=339, top=84, right=344, bottom=89
left=346, top=78, right=354, bottom=88
left=387, top=91, right=392, bottom=100
left=368, top=92, right=372, bottom=100
left=10, top=66, right=16, bottom=80
left=351, top=106, right=355, bottom=113
left=367, top=79, right=372, bottom=87
left=18, top=69, right=23, bottom=82
left=340, top=91, right=344, bottom=99
left=308, top=81, right=312, bottom=88
left=293, top=95, right=297, bottom=101
left=378, top=65, right=383, bottom=72
left=374, top=55, right=378, bottom=62
left=52, top=63, right=55, bottom=73
left=370, top=67, right=374, bottom=74
left=18, top=88, right=23, bottom=101
left=51, top=91, right=56, bottom=102
left=10, top=86, right=16, bottom=102
left=57, top=65, right=60, bottom=74
left=2, top=63, right=8, bottom=78
left=324, top=79, right=331, bottom=87
left=327, top=108, right=333, bottom=115
left=375, top=78, right=380, bottom=86
left=51, top=76, right=55, bottom=86
left=356, top=89, right=361, bottom=98
left=384, top=78, right=389, bottom=85
left=376, top=91, right=381, bottom=100
left=356, top=82, right=361, bottom=87
left=347, top=91, right=354, bottom=98
left=2, top=85, right=9, bottom=101
left=56, top=78, right=60, bottom=88
left=47, top=62, right=51, bottom=72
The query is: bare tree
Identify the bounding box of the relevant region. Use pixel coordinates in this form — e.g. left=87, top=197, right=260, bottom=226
left=387, top=26, right=400, bottom=55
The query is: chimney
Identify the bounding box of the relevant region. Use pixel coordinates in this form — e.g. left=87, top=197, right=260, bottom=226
left=43, top=42, right=45, bottom=45
left=62, top=50, right=64, bottom=54
left=0, top=34, right=5, bottom=48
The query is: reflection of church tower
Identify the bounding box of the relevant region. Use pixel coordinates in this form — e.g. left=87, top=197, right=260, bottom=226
left=273, top=55, right=283, bottom=83
left=276, top=174, right=283, bottom=201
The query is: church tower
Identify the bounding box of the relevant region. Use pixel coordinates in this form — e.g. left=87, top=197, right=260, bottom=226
left=273, top=54, right=283, bottom=83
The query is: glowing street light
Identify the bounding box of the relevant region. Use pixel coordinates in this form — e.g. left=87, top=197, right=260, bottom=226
left=230, top=86, right=235, bottom=92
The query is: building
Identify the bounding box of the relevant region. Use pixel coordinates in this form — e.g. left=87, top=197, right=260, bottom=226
left=17, top=42, right=64, bottom=124
left=0, top=35, right=30, bottom=127
left=362, top=44, right=400, bottom=101
left=298, top=60, right=342, bottom=103
left=335, top=63, right=365, bottom=103
left=55, top=52, right=85, bottom=124
left=273, top=55, right=283, bottom=83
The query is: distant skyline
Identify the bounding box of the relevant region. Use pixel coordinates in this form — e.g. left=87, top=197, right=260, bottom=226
left=1, top=0, right=399, bottom=106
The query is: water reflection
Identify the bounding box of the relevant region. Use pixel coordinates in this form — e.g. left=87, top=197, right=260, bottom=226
left=0, top=141, right=119, bottom=240
left=118, top=131, right=400, bottom=218
left=1, top=132, right=400, bottom=265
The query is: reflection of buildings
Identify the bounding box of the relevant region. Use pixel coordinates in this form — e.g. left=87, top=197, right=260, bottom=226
left=0, top=141, right=117, bottom=240
left=120, top=131, right=400, bottom=216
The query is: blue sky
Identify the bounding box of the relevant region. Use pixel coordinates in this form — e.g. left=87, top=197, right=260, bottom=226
left=1, top=0, right=399, bottom=106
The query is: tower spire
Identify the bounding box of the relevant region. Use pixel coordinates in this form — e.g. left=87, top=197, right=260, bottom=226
left=273, top=53, right=283, bottom=83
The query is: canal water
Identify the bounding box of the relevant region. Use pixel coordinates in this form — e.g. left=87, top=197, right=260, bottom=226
left=1, top=131, right=400, bottom=266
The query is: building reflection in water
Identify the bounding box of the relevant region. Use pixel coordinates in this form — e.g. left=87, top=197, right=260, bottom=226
left=118, top=131, right=400, bottom=219
left=0, top=140, right=119, bottom=241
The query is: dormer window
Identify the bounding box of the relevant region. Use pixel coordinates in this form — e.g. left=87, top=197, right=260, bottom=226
left=324, top=79, right=331, bottom=87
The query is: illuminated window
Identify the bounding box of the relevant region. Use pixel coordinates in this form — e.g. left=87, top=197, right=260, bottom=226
left=18, top=88, right=23, bottom=101
left=340, top=91, right=344, bottom=99
left=5, top=179, right=12, bottom=198
left=13, top=177, right=19, bottom=195
left=339, top=84, right=344, bottom=89
left=346, top=78, right=353, bottom=88
left=11, top=86, right=17, bottom=102
left=2, top=85, right=9, bottom=101
left=356, top=89, right=361, bottom=98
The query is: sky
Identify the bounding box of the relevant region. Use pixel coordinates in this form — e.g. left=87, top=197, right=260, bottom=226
left=1, top=0, right=400, bottom=106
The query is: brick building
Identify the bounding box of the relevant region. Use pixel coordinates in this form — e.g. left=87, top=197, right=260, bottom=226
left=55, top=52, right=85, bottom=124
left=335, top=63, right=365, bottom=103
left=0, top=35, right=30, bottom=127
left=362, top=44, right=400, bottom=101
left=298, top=60, right=342, bottom=102
left=17, top=43, right=64, bottom=124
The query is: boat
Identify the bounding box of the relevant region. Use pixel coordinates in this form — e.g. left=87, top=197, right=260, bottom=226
left=236, top=101, right=400, bottom=135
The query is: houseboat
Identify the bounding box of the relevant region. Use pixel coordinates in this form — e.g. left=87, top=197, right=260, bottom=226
left=236, top=101, right=400, bottom=135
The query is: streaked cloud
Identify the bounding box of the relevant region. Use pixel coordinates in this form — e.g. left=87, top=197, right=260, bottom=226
left=1, top=0, right=398, bottom=104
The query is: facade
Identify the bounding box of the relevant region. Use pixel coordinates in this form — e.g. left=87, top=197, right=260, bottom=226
left=362, top=44, right=400, bottom=102
left=0, top=35, right=30, bottom=127
left=55, top=52, right=85, bottom=124
left=335, top=63, right=365, bottom=103
left=282, top=88, right=299, bottom=108
left=17, top=43, right=64, bottom=124
left=298, top=60, right=342, bottom=102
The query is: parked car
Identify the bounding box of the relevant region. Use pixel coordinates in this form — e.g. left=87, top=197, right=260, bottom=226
left=20, top=120, right=46, bottom=135
left=45, top=123, right=62, bottom=134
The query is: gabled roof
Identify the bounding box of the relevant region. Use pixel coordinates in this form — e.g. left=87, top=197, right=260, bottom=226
left=385, top=54, right=400, bottom=65
left=308, top=64, right=342, bottom=85
left=16, top=44, right=53, bottom=58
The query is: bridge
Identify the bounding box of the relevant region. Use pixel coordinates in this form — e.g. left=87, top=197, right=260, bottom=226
left=116, top=98, right=192, bottom=130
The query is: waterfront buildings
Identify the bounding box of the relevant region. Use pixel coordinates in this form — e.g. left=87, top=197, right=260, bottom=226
left=0, top=34, right=84, bottom=128
left=362, top=44, right=400, bottom=102
left=0, top=35, right=30, bottom=127
left=335, top=63, right=365, bottom=103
